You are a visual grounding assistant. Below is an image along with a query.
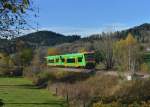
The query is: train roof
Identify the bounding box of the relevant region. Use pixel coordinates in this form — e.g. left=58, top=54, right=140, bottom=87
left=45, top=51, right=94, bottom=59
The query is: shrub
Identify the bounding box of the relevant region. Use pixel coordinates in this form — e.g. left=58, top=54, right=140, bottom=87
left=48, top=74, right=150, bottom=107
left=34, top=72, right=56, bottom=86
left=93, top=101, right=122, bottom=107
left=140, top=63, right=150, bottom=72
left=48, top=75, right=119, bottom=107
left=114, top=79, right=150, bottom=104
left=93, top=101, right=150, bottom=107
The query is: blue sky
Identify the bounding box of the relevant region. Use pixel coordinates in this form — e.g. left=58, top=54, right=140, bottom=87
left=31, top=0, right=150, bottom=36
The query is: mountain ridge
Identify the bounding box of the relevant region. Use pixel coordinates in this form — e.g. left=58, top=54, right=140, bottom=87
left=1, top=23, right=150, bottom=53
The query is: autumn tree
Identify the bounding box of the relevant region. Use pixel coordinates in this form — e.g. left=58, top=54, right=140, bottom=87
left=20, top=48, right=33, bottom=66
left=0, top=53, right=15, bottom=75
left=47, top=48, right=60, bottom=55
left=78, top=47, right=87, bottom=53
left=114, top=33, right=141, bottom=72
left=0, top=0, right=31, bottom=38
left=113, top=39, right=127, bottom=72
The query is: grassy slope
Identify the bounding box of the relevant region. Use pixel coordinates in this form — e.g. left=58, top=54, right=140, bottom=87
left=0, top=77, right=66, bottom=107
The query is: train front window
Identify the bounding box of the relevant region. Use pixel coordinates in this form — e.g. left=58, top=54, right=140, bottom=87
left=67, top=58, right=75, bottom=63
left=61, top=58, right=65, bottom=62
left=55, top=58, right=59, bottom=62
left=48, top=59, right=54, bottom=63
left=85, top=53, right=94, bottom=59
left=78, top=57, right=82, bottom=62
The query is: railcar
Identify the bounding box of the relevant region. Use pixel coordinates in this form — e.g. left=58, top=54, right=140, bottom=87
left=46, top=52, right=95, bottom=68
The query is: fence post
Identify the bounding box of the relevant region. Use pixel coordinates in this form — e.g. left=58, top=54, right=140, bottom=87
left=83, top=101, right=86, bottom=107
left=55, top=88, right=58, bottom=96
left=66, top=91, right=69, bottom=107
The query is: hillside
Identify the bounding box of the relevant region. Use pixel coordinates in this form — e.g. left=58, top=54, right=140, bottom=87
left=0, top=31, right=81, bottom=53
left=50, top=23, right=150, bottom=55
left=1, top=23, right=150, bottom=53
left=116, top=23, right=150, bottom=42
left=15, top=31, right=80, bottom=46
left=85, top=23, right=150, bottom=43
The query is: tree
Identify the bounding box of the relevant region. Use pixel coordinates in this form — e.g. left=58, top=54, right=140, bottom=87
left=24, top=48, right=46, bottom=76
left=126, top=33, right=138, bottom=72
left=47, top=48, right=60, bottom=55
left=0, top=0, right=30, bottom=38
left=94, top=36, right=114, bottom=70
left=78, top=47, right=87, bottom=53
left=113, top=39, right=128, bottom=72
left=0, top=53, right=15, bottom=75
left=20, top=48, right=33, bottom=66
left=114, top=33, right=141, bottom=72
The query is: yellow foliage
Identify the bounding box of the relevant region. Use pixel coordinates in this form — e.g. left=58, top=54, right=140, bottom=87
left=113, top=39, right=128, bottom=71
left=93, top=102, right=122, bottom=107
left=47, top=48, right=59, bottom=55
left=78, top=47, right=87, bottom=53
left=93, top=101, right=150, bottom=107
left=0, top=53, right=9, bottom=65
left=113, top=33, right=139, bottom=72
left=126, top=33, right=137, bottom=46
left=140, top=63, right=149, bottom=72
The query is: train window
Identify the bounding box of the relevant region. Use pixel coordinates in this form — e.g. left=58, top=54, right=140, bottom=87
left=67, top=58, right=75, bottom=63
left=48, top=59, right=54, bottom=63
left=61, top=58, right=65, bottom=62
left=55, top=58, right=59, bottom=62
left=85, top=54, right=94, bottom=59
left=78, top=57, right=82, bottom=62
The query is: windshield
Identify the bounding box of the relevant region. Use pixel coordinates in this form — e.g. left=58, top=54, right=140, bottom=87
left=85, top=53, right=95, bottom=59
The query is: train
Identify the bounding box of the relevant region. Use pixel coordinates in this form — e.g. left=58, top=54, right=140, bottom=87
left=46, top=51, right=96, bottom=69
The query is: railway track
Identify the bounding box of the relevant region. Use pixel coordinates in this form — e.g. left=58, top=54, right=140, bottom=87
left=48, top=67, right=95, bottom=73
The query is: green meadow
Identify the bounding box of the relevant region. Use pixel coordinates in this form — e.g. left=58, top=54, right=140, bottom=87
left=0, top=77, right=66, bottom=107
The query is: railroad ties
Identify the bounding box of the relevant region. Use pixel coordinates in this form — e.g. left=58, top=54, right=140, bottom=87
left=47, top=67, right=95, bottom=73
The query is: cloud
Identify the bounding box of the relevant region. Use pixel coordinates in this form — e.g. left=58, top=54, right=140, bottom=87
left=39, top=27, right=103, bottom=36
left=21, top=23, right=130, bottom=37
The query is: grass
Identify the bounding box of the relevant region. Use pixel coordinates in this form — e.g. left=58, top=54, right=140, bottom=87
left=0, top=77, right=66, bottom=107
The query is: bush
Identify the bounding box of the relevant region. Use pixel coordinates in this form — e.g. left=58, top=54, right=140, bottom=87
left=92, top=79, right=150, bottom=107
left=0, top=53, right=23, bottom=77
left=47, top=74, right=150, bottom=107
left=93, top=101, right=122, bottom=107
left=93, top=101, right=150, bottom=107
left=48, top=75, right=119, bottom=107
left=33, top=72, right=56, bottom=86
left=140, top=63, right=150, bottom=72
left=32, top=70, right=92, bottom=87
left=114, top=79, right=150, bottom=104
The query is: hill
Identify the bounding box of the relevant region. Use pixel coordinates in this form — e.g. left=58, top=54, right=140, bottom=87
left=15, top=31, right=80, bottom=46
left=116, top=23, right=150, bottom=42
left=85, top=23, right=150, bottom=43
left=1, top=23, right=150, bottom=53
left=0, top=31, right=81, bottom=53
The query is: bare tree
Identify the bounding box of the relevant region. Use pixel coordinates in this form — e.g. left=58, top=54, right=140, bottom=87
left=94, top=34, right=115, bottom=70
left=0, top=0, right=31, bottom=38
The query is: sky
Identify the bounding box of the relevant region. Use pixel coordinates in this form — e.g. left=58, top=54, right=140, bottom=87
left=30, top=0, right=150, bottom=36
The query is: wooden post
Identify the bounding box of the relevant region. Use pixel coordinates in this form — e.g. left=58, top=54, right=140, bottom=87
left=55, top=88, right=58, bottom=96
left=83, top=101, right=86, bottom=107
left=66, top=91, right=69, bottom=107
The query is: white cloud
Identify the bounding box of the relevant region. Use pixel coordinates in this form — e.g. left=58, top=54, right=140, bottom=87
left=39, top=26, right=103, bottom=36
left=20, top=23, right=130, bottom=37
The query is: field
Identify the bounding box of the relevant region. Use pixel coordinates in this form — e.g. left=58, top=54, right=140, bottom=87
left=0, top=77, right=66, bottom=107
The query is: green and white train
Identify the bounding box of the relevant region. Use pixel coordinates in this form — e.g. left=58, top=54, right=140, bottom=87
left=46, top=52, right=95, bottom=69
